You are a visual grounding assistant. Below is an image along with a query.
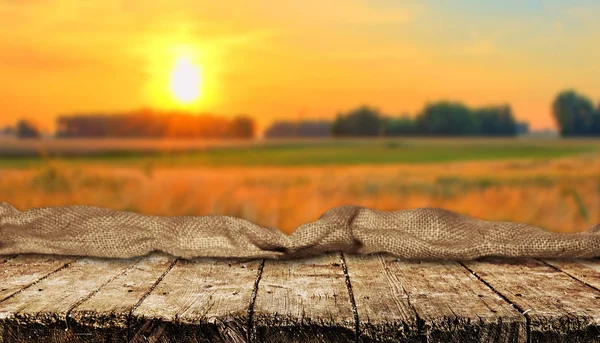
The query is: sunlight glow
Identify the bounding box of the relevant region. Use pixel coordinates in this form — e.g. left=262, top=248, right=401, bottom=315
left=170, top=57, right=202, bottom=103
left=141, top=40, right=221, bottom=111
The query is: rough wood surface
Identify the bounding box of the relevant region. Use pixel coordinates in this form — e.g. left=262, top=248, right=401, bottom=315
left=68, top=253, right=176, bottom=343
left=344, top=254, right=525, bottom=343
left=341, top=254, right=419, bottom=342
left=0, top=255, right=76, bottom=302
left=2, top=254, right=600, bottom=342
left=543, top=259, right=600, bottom=291
left=463, top=257, right=600, bottom=343
left=0, top=255, right=76, bottom=342
left=253, top=253, right=355, bottom=343
left=0, top=257, right=136, bottom=342
left=0, top=255, right=16, bottom=265
left=130, top=258, right=261, bottom=343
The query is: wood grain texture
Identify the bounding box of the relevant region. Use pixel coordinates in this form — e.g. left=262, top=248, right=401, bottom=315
left=0, top=255, right=76, bottom=302
left=0, top=257, right=136, bottom=343
left=253, top=253, right=355, bottom=343
left=543, top=259, right=600, bottom=291
left=344, top=254, right=525, bottom=343
left=463, top=257, right=600, bottom=343
left=130, top=258, right=261, bottom=343
left=2, top=254, right=600, bottom=342
left=341, top=254, right=419, bottom=342
left=66, top=253, right=177, bottom=343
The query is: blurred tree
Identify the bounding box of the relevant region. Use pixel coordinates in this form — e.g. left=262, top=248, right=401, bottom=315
left=552, top=90, right=596, bottom=136
left=472, top=105, right=517, bottom=136
left=264, top=121, right=296, bottom=138
left=416, top=101, right=475, bottom=136
left=331, top=105, right=382, bottom=137
left=382, top=115, right=418, bottom=136
left=229, top=116, right=255, bottom=139
left=296, top=120, right=331, bottom=137
left=265, top=120, right=331, bottom=138
left=56, top=111, right=256, bottom=139
left=1, top=125, right=15, bottom=135
left=16, top=119, right=41, bottom=139
left=593, top=103, right=600, bottom=135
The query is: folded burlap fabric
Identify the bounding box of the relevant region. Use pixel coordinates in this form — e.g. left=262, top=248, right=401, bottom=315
left=1, top=202, right=599, bottom=260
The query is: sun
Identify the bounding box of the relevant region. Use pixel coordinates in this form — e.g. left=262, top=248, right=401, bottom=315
left=142, top=42, right=220, bottom=109
left=170, top=57, right=202, bottom=103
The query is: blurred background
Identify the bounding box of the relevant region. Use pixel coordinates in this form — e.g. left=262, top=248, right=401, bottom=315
left=1, top=1, right=599, bottom=234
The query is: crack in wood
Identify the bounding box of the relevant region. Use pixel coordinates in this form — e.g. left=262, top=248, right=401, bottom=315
left=340, top=252, right=360, bottom=343
left=2, top=255, right=599, bottom=342
left=0, top=256, right=79, bottom=304
left=379, top=255, right=425, bottom=342
left=538, top=259, right=600, bottom=295
left=247, top=258, right=265, bottom=343
left=459, top=261, right=530, bottom=343
left=64, top=259, right=141, bottom=332
left=0, top=255, right=17, bottom=264
left=126, top=258, right=179, bottom=341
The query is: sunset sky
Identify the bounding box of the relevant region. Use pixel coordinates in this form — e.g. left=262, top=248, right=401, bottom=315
left=1, top=0, right=599, bottom=133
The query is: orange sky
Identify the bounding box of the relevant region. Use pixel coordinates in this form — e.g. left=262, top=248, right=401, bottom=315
left=1, top=0, right=599, bottom=133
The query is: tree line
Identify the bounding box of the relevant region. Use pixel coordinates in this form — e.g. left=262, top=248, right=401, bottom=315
left=55, top=110, right=255, bottom=139
left=3, top=89, right=599, bottom=139
left=330, top=102, right=527, bottom=137
left=1, top=120, right=42, bottom=138
left=266, top=89, right=600, bottom=138
left=267, top=102, right=528, bottom=138
left=264, top=120, right=331, bottom=138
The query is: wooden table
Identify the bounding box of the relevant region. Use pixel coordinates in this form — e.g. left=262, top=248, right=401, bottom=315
left=1, top=253, right=599, bottom=343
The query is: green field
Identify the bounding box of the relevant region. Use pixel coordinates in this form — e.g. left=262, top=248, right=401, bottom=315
left=1, top=137, right=599, bottom=234
left=0, top=138, right=599, bottom=168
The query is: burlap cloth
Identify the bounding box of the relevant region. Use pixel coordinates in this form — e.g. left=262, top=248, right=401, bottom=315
left=1, top=202, right=599, bottom=260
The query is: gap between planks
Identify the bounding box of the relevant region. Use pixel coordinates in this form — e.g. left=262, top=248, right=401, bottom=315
left=246, top=259, right=265, bottom=343
left=63, top=261, right=137, bottom=331
left=4, top=255, right=600, bottom=343
left=340, top=252, right=361, bottom=343
left=0, top=256, right=17, bottom=264
left=0, top=254, right=522, bottom=343
left=537, top=259, right=600, bottom=294
left=0, top=256, right=79, bottom=304
left=459, top=261, right=532, bottom=343
left=125, top=258, right=179, bottom=342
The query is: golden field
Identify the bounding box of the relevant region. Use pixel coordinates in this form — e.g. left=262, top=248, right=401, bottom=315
left=1, top=140, right=598, bottom=234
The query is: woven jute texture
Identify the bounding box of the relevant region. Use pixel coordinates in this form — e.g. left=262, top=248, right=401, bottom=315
left=1, top=202, right=599, bottom=260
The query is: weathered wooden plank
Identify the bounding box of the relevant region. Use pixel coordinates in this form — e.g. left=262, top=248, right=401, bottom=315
left=342, top=254, right=419, bottom=342
left=543, top=259, right=600, bottom=291
left=3, top=254, right=600, bottom=343
left=463, top=257, right=600, bottom=343
left=0, top=255, right=76, bottom=302
left=252, top=253, right=355, bottom=343
left=65, top=253, right=177, bottom=343
left=344, top=254, right=525, bottom=343
left=130, top=258, right=261, bottom=343
left=0, top=257, right=137, bottom=343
